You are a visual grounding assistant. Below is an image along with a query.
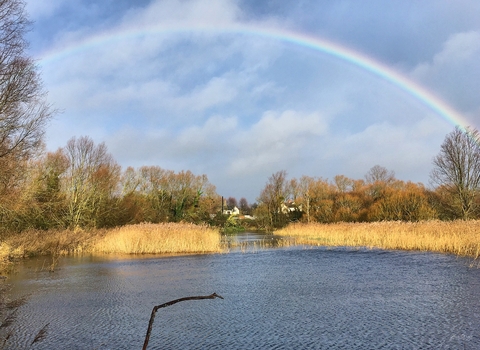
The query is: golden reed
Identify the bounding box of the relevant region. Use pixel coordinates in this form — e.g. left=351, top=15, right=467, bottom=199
left=0, top=223, right=222, bottom=263
left=275, top=220, right=480, bottom=259
left=90, top=223, right=221, bottom=254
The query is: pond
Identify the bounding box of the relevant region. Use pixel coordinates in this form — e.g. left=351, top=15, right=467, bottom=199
left=4, top=233, right=480, bottom=349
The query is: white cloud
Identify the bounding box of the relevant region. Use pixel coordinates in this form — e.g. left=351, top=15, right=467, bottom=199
left=319, top=119, right=451, bottom=184
left=107, top=115, right=238, bottom=166
left=411, top=31, right=480, bottom=79
left=170, top=76, right=240, bottom=112
left=229, top=110, right=328, bottom=175
left=120, top=0, right=242, bottom=29
left=25, top=0, right=64, bottom=20
left=411, top=31, right=480, bottom=118
left=177, top=115, right=238, bottom=154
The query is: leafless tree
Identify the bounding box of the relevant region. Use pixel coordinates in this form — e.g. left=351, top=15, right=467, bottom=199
left=239, top=197, right=249, bottom=214
left=334, top=174, right=354, bottom=193
left=62, top=136, right=121, bottom=229
left=365, top=165, right=395, bottom=184
left=365, top=165, right=396, bottom=200
left=0, top=0, right=53, bottom=160
left=257, top=170, right=289, bottom=228
left=431, top=127, right=480, bottom=219
left=226, top=196, right=237, bottom=210
left=298, top=175, right=316, bottom=223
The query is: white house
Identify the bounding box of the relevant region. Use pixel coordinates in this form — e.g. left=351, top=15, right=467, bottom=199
left=223, top=206, right=240, bottom=216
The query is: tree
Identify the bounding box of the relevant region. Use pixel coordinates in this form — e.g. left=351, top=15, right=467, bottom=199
left=334, top=175, right=353, bottom=193
left=431, top=127, right=480, bottom=219
left=0, top=0, right=54, bottom=216
left=118, top=166, right=219, bottom=225
left=239, top=197, right=250, bottom=214
left=62, top=136, right=121, bottom=229
left=297, top=176, right=315, bottom=223
left=0, top=0, right=53, bottom=160
left=27, top=150, right=69, bottom=228
left=365, top=165, right=395, bottom=184
left=138, top=166, right=173, bottom=222
left=226, top=197, right=237, bottom=210
left=365, top=165, right=396, bottom=201
left=256, top=170, right=290, bottom=229
left=368, top=181, right=437, bottom=221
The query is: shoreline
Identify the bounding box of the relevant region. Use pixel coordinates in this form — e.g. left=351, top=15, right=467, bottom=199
left=0, top=222, right=222, bottom=273
left=2, top=220, right=479, bottom=274
left=275, top=220, right=480, bottom=259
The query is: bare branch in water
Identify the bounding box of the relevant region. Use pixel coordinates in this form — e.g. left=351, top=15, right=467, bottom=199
left=142, top=293, right=224, bottom=350
left=31, top=323, right=49, bottom=345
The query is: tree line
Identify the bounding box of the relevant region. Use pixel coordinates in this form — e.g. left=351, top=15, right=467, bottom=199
left=0, top=136, right=223, bottom=233
left=253, top=127, right=480, bottom=230
left=1, top=126, right=479, bottom=234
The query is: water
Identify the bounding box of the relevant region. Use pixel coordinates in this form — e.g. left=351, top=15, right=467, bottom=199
left=4, top=234, right=480, bottom=349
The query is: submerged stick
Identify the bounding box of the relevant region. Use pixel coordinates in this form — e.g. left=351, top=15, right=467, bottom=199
left=31, top=323, right=49, bottom=345
left=142, top=292, right=224, bottom=350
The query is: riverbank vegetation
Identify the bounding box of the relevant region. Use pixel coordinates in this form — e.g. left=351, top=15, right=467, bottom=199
left=1, top=129, right=480, bottom=268
left=0, top=223, right=222, bottom=271
left=276, top=220, right=480, bottom=259
left=1, top=121, right=479, bottom=235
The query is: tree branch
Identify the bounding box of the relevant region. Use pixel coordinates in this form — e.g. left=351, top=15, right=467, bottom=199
left=142, top=292, right=224, bottom=350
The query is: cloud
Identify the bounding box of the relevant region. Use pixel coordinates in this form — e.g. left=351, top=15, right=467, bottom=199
left=25, top=0, right=64, bottom=20
left=177, top=115, right=238, bottom=155
left=107, top=115, right=238, bottom=167
left=317, top=118, right=451, bottom=184
left=120, top=0, right=242, bottom=29
left=229, top=110, right=328, bottom=175
left=411, top=31, right=480, bottom=119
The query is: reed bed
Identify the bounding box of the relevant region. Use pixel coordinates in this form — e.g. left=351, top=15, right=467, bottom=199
left=275, top=220, right=480, bottom=259
left=1, top=228, right=95, bottom=260
left=0, top=223, right=222, bottom=269
left=90, top=223, right=222, bottom=254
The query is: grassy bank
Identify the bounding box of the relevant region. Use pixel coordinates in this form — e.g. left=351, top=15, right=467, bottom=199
left=275, top=220, right=480, bottom=259
left=0, top=223, right=222, bottom=271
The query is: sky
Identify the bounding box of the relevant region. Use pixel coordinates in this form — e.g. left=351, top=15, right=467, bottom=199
left=25, top=0, right=480, bottom=202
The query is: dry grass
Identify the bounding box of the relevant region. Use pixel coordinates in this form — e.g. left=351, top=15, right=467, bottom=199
left=275, top=220, right=480, bottom=259
left=90, top=223, right=221, bottom=254
left=0, top=223, right=222, bottom=272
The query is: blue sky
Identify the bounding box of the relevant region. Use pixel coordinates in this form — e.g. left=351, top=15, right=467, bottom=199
left=25, top=0, right=480, bottom=202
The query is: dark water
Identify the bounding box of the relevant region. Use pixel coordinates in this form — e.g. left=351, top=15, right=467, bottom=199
left=4, top=235, right=480, bottom=349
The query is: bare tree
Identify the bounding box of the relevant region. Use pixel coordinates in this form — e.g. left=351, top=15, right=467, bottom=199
left=365, top=165, right=396, bottom=200
left=239, top=197, right=249, bottom=214
left=257, top=170, right=289, bottom=228
left=62, top=136, right=120, bottom=229
left=431, top=127, right=480, bottom=219
left=365, top=165, right=395, bottom=184
left=0, top=0, right=53, bottom=160
left=334, top=174, right=354, bottom=193
left=298, top=175, right=315, bottom=223
left=226, top=197, right=237, bottom=210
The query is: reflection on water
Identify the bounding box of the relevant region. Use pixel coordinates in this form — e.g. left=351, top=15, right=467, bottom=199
left=223, top=232, right=287, bottom=251
left=5, top=234, right=480, bottom=349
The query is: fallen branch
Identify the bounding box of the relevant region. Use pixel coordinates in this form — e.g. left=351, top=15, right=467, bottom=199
left=31, top=323, right=49, bottom=345
left=142, top=292, right=224, bottom=350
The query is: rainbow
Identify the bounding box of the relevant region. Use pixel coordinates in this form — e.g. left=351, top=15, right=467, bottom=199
left=38, top=23, right=471, bottom=130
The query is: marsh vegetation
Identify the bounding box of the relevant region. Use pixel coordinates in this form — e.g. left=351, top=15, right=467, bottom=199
left=0, top=223, right=222, bottom=273
left=276, top=220, right=480, bottom=259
